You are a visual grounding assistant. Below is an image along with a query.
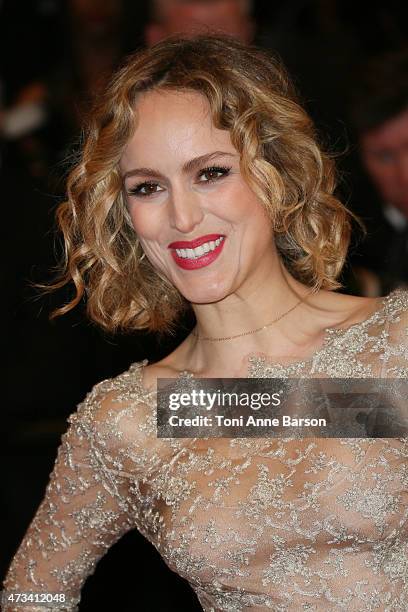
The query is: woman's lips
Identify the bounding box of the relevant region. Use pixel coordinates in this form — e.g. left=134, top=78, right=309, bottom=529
left=168, top=233, right=224, bottom=249
left=170, top=237, right=226, bottom=270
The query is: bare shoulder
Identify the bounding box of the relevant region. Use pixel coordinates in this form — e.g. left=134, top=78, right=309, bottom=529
left=303, top=288, right=382, bottom=329
left=317, top=287, right=408, bottom=326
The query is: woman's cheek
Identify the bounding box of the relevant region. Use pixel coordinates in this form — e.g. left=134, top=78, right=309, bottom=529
left=128, top=202, right=161, bottom=237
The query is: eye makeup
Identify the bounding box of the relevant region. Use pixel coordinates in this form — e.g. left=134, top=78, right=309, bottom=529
left=126, top=165, right=232, bottom=198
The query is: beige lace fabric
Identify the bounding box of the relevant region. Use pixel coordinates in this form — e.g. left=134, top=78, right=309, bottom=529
left=2, top=288, right=408, bottom=611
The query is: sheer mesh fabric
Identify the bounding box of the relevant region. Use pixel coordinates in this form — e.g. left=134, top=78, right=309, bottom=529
left=2, top=288, right=408, bottom=611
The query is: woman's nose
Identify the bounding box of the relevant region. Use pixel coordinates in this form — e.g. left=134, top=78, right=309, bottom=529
left=168, top=189, right=204, bottom=234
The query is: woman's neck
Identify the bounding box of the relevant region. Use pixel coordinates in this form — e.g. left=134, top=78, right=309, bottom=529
left=180, top=268, right=320, bottom=376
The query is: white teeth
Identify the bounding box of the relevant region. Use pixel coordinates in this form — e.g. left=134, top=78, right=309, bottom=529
left=175, top=236, right=224, bottom=259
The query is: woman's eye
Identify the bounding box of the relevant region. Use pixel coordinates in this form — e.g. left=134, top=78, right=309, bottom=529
left=198, top=166, right=231, bottom=183
left=127, top=182, right=164, bottom=197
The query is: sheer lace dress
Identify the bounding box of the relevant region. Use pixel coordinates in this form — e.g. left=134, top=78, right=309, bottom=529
left=2, top=288, right=408, bottom=611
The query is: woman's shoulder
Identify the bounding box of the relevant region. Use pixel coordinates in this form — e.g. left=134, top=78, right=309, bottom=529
left=66, top=359, right=156, bottom=451
left=378, top=287, right=408, bottom=330
left=372, top=287, right=408, bottom=377
left=383, top=288, right=408, bottom=317
left=336, top=286, right=408, bottom=332
left=380, top=289, right=408, bottom=344
left=342, top=287, right=408, bottom=353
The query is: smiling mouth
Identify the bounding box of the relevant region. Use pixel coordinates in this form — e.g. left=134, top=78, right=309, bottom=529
left=173, top=236, right=225, bottom=259
left=170, top=236, right=226, bottom=270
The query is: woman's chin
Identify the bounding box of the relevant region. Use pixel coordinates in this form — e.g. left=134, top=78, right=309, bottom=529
left=178, top=282, right=232, bottom=305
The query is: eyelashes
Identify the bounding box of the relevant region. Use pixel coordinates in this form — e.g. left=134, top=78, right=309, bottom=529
left=127, top=182, right=163, bottom=197
left=197, top=165, right=231, bottom=182
left=126, top=165, right=232, bottom=198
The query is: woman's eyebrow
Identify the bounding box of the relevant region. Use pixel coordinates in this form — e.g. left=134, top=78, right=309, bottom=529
left=122, top=151, right=236, bottom=181
left=182, top=151, right=236, bottom=174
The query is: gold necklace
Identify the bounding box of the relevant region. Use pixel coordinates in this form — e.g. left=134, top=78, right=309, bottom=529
left=192, top=288, right=315, bottom=342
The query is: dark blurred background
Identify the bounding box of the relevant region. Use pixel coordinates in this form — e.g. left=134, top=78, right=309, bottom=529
left=1, top=1, right=407, bottom=610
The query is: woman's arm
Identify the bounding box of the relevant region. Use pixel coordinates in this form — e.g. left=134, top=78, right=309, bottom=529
left=1, top=380, right=142, bottom=612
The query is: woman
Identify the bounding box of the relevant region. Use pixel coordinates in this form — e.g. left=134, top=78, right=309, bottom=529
left=2, top=35, right=408, bottom=611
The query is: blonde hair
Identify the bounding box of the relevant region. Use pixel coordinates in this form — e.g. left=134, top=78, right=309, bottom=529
left=46, top=35, right=362, bottom=334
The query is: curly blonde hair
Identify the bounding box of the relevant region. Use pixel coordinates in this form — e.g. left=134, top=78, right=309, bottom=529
left=46, top=35, right=362, bottom=334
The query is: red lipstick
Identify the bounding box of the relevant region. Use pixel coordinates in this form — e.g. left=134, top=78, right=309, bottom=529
left=169, top=235, right=226, bottom=270
left=168, top=234, right=224, bottom=249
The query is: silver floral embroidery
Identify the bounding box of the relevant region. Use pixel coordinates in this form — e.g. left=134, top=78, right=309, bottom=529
left=2, top=288, right=408, bottom=611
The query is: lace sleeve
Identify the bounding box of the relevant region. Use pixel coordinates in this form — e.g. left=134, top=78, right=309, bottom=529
left=380, top=290, right=408, bottom=378
left=376, top=291, right=408, bottom=436
left=1, top=374, right=148, bottom=612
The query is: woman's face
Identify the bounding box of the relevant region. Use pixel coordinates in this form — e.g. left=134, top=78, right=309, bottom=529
left=120, top=89, right=276, bottom=304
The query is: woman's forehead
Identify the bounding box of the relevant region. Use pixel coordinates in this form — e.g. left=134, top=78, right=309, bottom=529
left=120, top=89, right=235, bottom=169
left=133, top=88, right=212, bottom=128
